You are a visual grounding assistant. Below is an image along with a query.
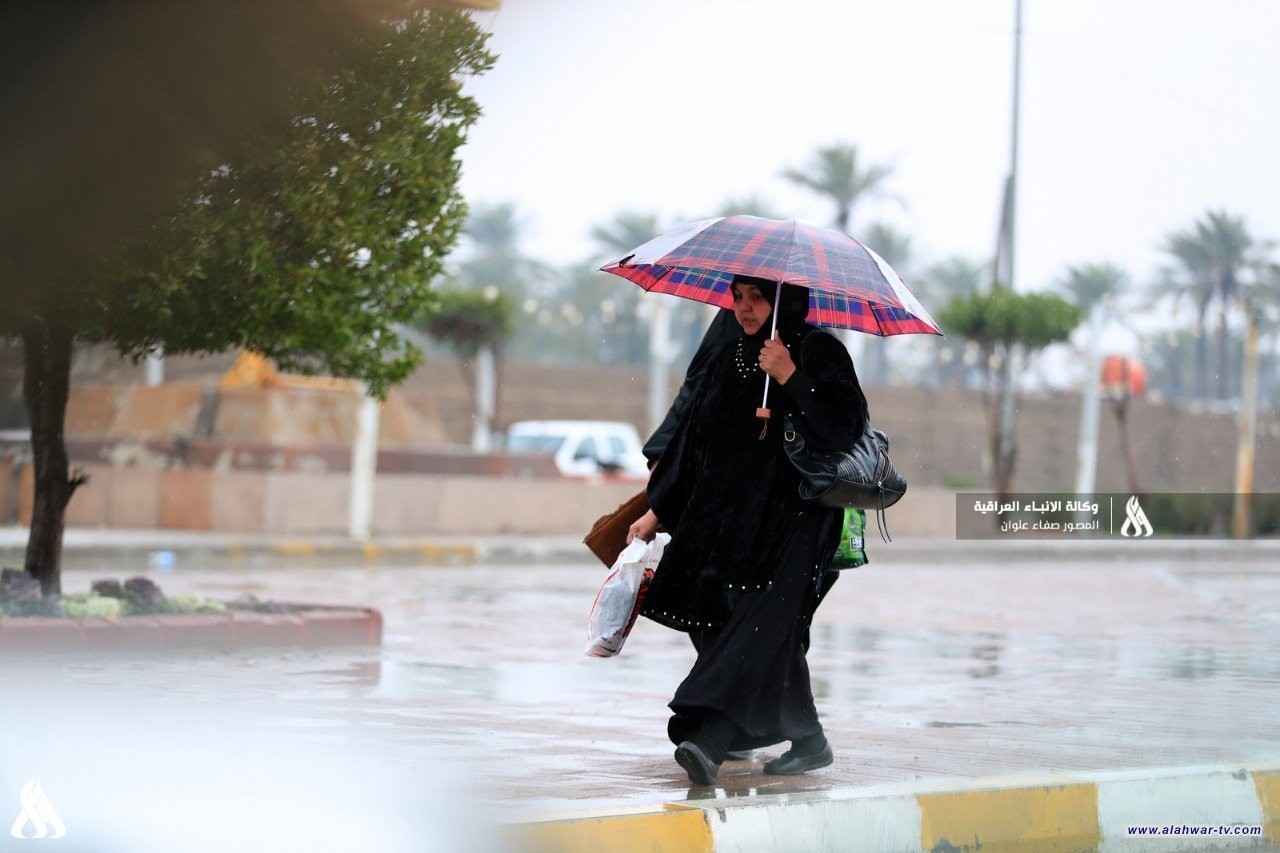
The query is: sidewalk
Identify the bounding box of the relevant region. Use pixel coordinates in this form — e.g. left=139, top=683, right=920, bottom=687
left=6, top=524, right=1280, bottom=568
left=3, top=529, right=1279, bottom=850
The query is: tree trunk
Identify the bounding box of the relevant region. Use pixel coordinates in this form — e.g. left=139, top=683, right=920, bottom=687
left=492, top=346, right=506, bottom=436
left=993, top=344, right=1018, bottom=504
left=978, top=346, right=1017, bottom=518
left=1193, top=307, right=1209, bottom=400
left=21, top=319, right=86, bottom=595
left=1112, top=396, right=1142, bottom=495
left=1214, top=304, right=1231, bottom=401
left=992, top=427, right=1017, bottom=505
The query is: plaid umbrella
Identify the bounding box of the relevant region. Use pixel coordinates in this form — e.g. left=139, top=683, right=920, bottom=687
left=599, top=215, right=942, bottom=337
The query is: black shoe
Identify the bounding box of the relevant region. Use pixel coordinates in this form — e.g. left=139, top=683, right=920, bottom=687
left=763, top=742, right=834, bottom=775
left=724, top=749, right=753, bottom=761
left=674, top=741, right=719, bottom=785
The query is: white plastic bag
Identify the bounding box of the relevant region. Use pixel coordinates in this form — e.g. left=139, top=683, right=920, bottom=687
left=584, top=532, right=669, bottom=658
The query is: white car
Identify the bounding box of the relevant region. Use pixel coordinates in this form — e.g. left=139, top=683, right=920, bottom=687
left=505, top=420, right=650, bottom=480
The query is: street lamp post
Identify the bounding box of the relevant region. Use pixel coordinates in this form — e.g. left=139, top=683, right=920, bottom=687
left=349, top=388, right=379, bottom=541
left=991, top=0, right=1023, bottom=496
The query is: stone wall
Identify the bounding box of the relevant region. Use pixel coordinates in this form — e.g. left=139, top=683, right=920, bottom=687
left=3, top=350, right=1277, bottom=540
left=49, top=350, right=1280, bottom=496
left=405, top=358, right=1280, bottom=495
left=5, top=461, right=960, bottom=538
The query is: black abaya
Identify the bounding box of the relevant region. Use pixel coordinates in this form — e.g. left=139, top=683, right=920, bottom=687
left=641, top=313, right=866, bottom=749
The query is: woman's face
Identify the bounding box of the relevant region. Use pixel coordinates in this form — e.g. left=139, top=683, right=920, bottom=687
left=731, top=282, right=772, bottom=335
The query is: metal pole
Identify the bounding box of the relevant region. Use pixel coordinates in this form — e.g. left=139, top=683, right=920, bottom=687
left=144, top=347, right=165, bottom=386
left=472, top=346, right=496, bottom=453
left=1074, top=304, right=1104, bottom=514
left=1232, top=307, right=1260, bottom=538
left=647, top=297, right=671, bottom=434
left=758, top=280, right=783, bottom=419
left=1008, top=0, right=1022, bottom=290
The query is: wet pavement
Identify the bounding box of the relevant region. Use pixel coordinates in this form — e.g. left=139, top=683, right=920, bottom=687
left=3, top=541, right=1280, bottom=847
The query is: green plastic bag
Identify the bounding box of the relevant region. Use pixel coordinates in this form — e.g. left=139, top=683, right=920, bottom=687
left=832, top=507, right=869, bottom=569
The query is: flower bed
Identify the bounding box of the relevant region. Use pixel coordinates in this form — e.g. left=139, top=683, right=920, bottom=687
left=0, top=569, right=381, bottom=655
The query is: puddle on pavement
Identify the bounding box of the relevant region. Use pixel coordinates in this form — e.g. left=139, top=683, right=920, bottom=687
left=29, top=560, right=1280, bottom=815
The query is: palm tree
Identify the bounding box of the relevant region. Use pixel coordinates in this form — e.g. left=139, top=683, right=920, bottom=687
left=781, top=143, right=894, bottom=235
left=716, top=195, right=784, bottom=220
left=1059, top=262, right=1138, bottom=492
left=590, top=211, right=663, bottom=258
left=587, top=211, right=668, bottom=366
left=448, top=202, right=551, bottom=428
left=1156, top=210, right=1265, bottom=400
left=1254, top=263, right=1280, bottom=409
left=917, top=256, right=988, bottom=388
left=1058, top=262, right=1127, bottom=312
left=919, top=257, right=987, bottom=306
left=455, top=202, right=561, bottom=367
left=860, top=221, right=912, bottom=271
left=458, top=202, right=552, bottom=300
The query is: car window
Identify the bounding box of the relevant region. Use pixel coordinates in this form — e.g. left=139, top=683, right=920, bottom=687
left=507, top=435, right=565, bottom=454
left=575, top=437, right=599, bottom=460
left=607, top=436, right=626, bottom=457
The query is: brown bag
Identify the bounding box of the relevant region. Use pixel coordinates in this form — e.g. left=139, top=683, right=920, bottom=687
left=582, top=490, right=650, bottom=567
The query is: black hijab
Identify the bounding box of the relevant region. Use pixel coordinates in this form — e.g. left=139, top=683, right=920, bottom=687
left=731, top=274, right=813, bottom=348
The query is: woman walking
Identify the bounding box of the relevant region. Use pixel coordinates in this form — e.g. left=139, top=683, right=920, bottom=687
left=627, top=273, right=866, bottom=785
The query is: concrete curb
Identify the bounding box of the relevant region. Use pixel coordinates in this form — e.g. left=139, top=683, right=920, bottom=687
left=0, top=604, right=382, bottom=655
left=512, top=763, right=1280, bottom=852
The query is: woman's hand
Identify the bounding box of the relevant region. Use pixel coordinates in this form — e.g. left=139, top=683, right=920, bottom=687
left=759, top=332, right=796, bottom=384
left=628, top=509, right=660, bottom=543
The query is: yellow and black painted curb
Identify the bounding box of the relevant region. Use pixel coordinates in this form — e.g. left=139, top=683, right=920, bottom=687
left=3, top=537, right=482, bottom=567
left=233, top=539, right=478, bottom=565
left=510, top=763, right=1280, bottom=852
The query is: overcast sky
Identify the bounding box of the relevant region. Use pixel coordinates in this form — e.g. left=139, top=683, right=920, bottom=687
left=457, top=0, right=1280, bottom=305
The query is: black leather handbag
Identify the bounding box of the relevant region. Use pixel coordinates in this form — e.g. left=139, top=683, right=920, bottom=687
left=781, top=331, right=907, bottom=540
left=782, top=416, right=907, bottom=512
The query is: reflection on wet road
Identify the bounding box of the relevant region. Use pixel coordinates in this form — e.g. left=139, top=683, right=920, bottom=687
left=8, top=552, right=1279, bottom=823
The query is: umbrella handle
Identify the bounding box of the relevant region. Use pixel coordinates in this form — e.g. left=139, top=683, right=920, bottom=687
left=756, top=280, right=784, bottom=431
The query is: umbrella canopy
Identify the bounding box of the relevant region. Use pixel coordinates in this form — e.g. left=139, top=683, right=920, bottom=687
left=599, top=215, right=941, bottom=337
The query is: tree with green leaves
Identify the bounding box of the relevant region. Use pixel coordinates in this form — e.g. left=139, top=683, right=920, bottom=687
left=7, top=8, right=493, bottom=594
left=422, top=290, right=515, bottom=366
left=422, top=288, right=514, bottom=448
left=938, top=289, right=1083, bottom=500
left=781, top=143, right=895, bottom=235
